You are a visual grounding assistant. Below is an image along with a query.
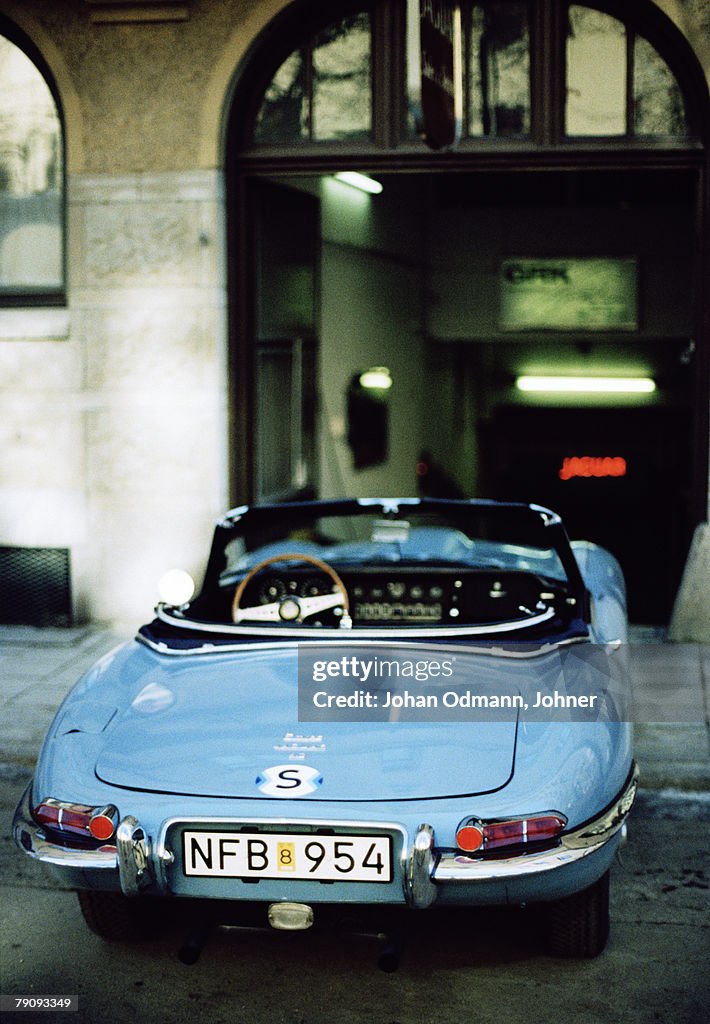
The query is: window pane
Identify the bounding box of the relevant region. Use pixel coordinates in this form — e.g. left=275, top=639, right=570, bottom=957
left=566, top=6, right=626, bottom=136
left=468, top=2, right=530, bottom=136
left=312, top=13, right=371, bottom=141
left=633, top=35, right=686, bottom=135
left=254, top=50, right=308, bottom=143
left=0, top=36, right=62, bottom=292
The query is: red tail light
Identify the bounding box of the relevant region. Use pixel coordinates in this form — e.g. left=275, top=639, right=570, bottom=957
left=34, top=799, right=118, bottom=841
left=455, top=823, right=485, bottom=853
left=456, top=813, right=566, bottom=853
left=89, top=807, right=119, bottom=841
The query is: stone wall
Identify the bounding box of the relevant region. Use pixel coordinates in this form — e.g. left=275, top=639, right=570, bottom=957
left=68, top=170, right=228, bottom=621
left=0, top=169, right=228, bottom=623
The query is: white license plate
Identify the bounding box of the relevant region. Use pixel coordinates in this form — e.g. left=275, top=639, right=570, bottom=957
left=182, top=830, right=392, bottom=883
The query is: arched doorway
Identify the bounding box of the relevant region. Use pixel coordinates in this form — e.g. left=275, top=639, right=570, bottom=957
left=225, top=0, right=710, bottom=622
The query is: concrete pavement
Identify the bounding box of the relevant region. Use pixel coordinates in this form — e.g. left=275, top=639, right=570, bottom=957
left=0, top=624, right=708, bottom=789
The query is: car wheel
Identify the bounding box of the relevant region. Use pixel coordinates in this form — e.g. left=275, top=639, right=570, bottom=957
left=544, top=870, right=610, bottom=958
left=77, top=890, right=166, bottom=941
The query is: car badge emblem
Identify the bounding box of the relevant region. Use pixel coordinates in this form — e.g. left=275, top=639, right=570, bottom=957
left=256, top=764, right=323, bottom=797
left=274, top=732, right=326, bottom=761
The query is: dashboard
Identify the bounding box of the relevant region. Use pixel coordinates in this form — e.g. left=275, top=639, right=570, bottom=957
left=235, top=565, right=565, bottom=626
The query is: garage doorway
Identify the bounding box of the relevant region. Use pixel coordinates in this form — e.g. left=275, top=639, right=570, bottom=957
left=226, top=1, right=709, bottom=623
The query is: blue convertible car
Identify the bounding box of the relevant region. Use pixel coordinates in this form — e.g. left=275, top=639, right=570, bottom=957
left=14, top=498, right=637, bottom=964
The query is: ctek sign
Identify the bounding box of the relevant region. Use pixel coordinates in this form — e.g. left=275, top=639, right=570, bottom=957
left=407, top=0, right=463, bottom=150
left=500, top=258, right=638, bottom=331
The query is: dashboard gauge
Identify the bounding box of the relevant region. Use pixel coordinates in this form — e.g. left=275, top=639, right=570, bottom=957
left=259, top=578, right=286, bottom=604
left=299, top=576, right=332, bottom=598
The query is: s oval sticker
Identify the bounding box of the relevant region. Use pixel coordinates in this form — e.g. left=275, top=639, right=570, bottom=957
left=256, top=764, right=323, bottom=797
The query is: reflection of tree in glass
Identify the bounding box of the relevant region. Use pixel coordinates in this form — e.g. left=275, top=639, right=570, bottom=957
left=565, top=6, right=688, bottom=138
left=312, top=14, right=370, bottom=141
left=633, top=36, right=686, bottom=136
left=0, top=35, right=63, bottom=290
left=254, top=14, right=371, bottom=144
left=255, top=52, right=307, bottom=143
left=0, top=37, right=61, bottom=195
left=469, top=2, right=530, bottom=137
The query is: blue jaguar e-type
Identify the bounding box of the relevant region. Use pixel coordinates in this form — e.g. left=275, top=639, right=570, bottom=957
left=14, top=498, right=637, bottom=963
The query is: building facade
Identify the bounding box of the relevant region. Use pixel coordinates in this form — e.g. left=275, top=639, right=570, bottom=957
left=0, top=0, right=708, bottom=629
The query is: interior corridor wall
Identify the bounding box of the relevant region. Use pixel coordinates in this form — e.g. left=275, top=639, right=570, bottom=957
left=318, top=177, right=429, bottom=499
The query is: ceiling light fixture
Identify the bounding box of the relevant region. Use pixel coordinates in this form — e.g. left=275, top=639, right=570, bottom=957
left=516, top=375, right=656, bottom=394
left=359, top=367, right=392, bottom=390
left=334, top=171, right=383, bottom=195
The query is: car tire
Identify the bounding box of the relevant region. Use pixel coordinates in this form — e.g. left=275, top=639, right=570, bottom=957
left=544, top=870, right=610, bottom=958
left=77, top=890, right=166, bottom=941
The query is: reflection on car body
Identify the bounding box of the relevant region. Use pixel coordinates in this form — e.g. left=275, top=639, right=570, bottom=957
left=14, top=498, right=637, bottom=963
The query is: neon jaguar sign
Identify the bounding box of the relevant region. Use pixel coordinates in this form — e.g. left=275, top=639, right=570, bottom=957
left=559, top=456, right=627, bottom=481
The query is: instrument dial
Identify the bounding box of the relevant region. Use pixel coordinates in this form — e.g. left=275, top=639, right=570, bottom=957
left=299, top=576, right=333, bottom=598
left=259, top=578, right=286, bottom=604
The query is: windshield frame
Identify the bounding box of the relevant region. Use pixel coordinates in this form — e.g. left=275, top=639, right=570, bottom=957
left=167, top=498, right=591, bottom=638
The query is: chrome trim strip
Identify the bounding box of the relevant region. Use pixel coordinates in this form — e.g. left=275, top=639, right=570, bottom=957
left=435, top=765, right=638, bottom=884
left=12, top=784, right=118, bottom=872
left=560, top=762, right=639, bottom=850
left=435, top=842, right=605, bottom=881
left=138, top=621, right=591, bottom=660
left=154, top=603, right=556, bottom=641
left=529, top=503, right=562, bottom=526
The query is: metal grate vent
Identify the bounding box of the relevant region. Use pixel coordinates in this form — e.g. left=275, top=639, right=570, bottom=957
left=0, top=547, right=72, bottom=626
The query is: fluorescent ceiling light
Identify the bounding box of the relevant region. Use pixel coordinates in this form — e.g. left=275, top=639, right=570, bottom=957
left=334, top=171, right=383, bottom=195
left=516, top=375, right=656, bottom=394
left=359, top=366, right=392, bottom=390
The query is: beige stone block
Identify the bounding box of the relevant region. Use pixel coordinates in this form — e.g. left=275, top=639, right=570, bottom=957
left=68, top=175, right=141, bottom=205
left=0, top=394, right=84, bottom=491
left=69, top=171, right=225, bottom=291
left=70, top=285, right=226, bottom=311
left=0, top=309, right=71, bottom=342
left=85, top=392, right=226, bottom=505
left=0, top=337, right=80, bottom=389
left=0, top=487, right=88, bottom=547
left=137, top=170, right=223, bottom=204
left=83, top=201, right=201, bottom=288
left=81, top=302, right=224, bottom=395
left=83, top=503, right=219, bottom=624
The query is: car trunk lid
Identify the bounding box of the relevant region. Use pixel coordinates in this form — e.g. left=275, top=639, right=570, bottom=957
left=95, top=644, right=520, bottom=801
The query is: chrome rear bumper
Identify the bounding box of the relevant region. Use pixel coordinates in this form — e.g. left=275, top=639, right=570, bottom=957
left=14, top=763, right=638, bottom=906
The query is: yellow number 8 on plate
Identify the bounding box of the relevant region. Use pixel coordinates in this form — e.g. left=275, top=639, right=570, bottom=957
left=277, top=841, right=296, bottom=872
